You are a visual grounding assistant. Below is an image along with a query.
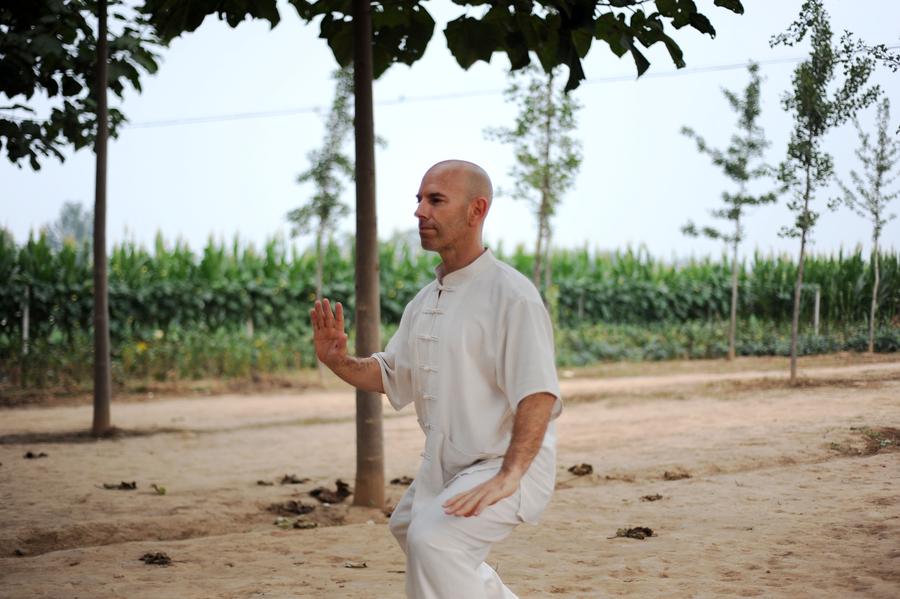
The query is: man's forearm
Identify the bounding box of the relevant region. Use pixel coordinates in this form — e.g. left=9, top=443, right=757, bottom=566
left=499, top=392, right=556, bottom=480
left=325, top=354, right=384, bottom=393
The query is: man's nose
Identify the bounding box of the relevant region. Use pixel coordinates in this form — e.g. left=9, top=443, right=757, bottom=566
left=414, top=202, right=428, bottom=220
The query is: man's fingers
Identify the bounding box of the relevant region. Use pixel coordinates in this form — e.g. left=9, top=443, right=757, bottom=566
left=445, top=487, right=484, bottom=517
left=322, top=298, right=335, bottom=328
left=443, top=490, right=468, bottom=511
left=473, top=493, right=496, bottom=517
left=335, top=302, right=344, bottom=332
left=311, top=301, right=323, bottom=332
left=314, top=300, right=326, bottom=329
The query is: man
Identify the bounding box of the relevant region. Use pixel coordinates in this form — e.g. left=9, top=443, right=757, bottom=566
left=310, top=159, right=562, bottom=598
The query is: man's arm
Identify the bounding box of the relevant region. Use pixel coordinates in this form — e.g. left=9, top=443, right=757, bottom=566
left=442, top=392, right=557, bottom=517
left=310, top=298, right=384, bottom=393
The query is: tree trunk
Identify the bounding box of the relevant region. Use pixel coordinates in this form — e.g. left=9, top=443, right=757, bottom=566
left=869, top=236, right=879, bottom=353
left=92, top=0, right=113, bottom=436
left=535, top=70, right=554, bottom=290
left=352, top=0, right=384, bottom=509
left=543, top=227, right=552, bottom=291
left=728, top=236, right=739, bottom=361
left=532, top=217, right=543, bottom=287
left=315, top=227, right=326, bottom=383
left=789, top=231, right=806, bottom=382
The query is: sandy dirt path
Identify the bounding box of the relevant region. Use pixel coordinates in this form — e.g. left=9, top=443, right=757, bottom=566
left=1, top=358, right=898, bottom=598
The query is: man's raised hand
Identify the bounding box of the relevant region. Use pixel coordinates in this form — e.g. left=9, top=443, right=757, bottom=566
left=310, top=298, right=348, bottom=367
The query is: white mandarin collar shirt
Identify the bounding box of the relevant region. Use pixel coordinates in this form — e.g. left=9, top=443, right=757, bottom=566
left=374, top=248, right=562, bottom=515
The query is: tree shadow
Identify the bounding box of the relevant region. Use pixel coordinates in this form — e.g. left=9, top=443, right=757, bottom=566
left=0, top=426, right=183, bottom=445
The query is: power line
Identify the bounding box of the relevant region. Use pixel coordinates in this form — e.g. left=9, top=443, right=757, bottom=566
left=2, top=47, right=898, bottom=129
left=122, top=55, right=817, bottom=129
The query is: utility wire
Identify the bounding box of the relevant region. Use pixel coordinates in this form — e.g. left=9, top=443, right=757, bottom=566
left=2, top=47, right=898, bottom=129
left=127, top=55, right=819, bottom=129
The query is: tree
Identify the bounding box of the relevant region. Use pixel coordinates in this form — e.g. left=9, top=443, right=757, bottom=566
left=1, top=0, right=160, bottom=435
left=42, top=201, right=95, bottom=251
left=1, top=0, right=160, bottom=169
left=142, top=0, right=746, bottom=509
left=681, top=62, right=775, bottom=361
left=485, top=63, right=582, bottom=290
left=91, top=0, right=113, bottom=435
left=288, top=67, right=354, bottom=303
left=288, top=67, right=354, bottom=381
left=770, top=0, right=894, bottom=382
left=838, top=97, right=899, bottom=353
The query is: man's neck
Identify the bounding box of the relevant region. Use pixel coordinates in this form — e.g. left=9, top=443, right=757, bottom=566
left=437, top=242, right=486, bottom=279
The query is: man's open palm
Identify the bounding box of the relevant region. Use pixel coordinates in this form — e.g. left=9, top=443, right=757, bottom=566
left=310, top=298, right=347, bottom=366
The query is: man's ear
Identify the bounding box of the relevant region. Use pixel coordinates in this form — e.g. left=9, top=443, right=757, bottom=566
left=468, top=197, right=488, bottom=226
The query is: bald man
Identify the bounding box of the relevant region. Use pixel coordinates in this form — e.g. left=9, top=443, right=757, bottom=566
left=310, top=160, right=562, bottom=598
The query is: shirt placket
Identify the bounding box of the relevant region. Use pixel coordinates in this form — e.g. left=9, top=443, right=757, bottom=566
left=416, top=284, right=455, bottom=449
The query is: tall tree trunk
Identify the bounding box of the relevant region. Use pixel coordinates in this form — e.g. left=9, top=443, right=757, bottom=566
left=315, top=227, right=326, bottom=383
left=532, top=215, right=543, bottom=286
left=790, top=231, right=806, bottom=382
left=543, top=226, right=552, bottom=291
left=352, top=0, right=385, bottom=509
left=869, top=235, right=879, bottom=353
left=535, top=70, right=553, bottom=290
left=728, top=235, right=739, bottom=361
left=92, top=0, right=112, bottom=436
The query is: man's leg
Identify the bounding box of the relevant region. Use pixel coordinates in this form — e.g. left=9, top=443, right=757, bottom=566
left=389, top=481, right=416, bottom=553
left=404, top=468, right=521, bottom=599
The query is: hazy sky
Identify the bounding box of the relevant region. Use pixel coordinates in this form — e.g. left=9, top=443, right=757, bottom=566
left=3, top=0, right=899, bottom=260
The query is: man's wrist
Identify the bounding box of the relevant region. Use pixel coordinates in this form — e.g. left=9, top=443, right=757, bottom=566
left=497, top=464, right=525, bottom=483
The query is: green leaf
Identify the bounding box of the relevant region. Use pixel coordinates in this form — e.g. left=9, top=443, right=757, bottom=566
left=320, top=15, right=353, bottom=68
left=445, top=16, right=496, bottom=69
left=714, top=0, right=744, bottom=14
left=688, top=12, right=715, bottom=37
left=627, top=40, right=650, bottom=77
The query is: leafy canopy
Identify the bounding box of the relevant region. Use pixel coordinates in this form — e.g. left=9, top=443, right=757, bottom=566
left=770, top=0, right=891, bottom=239
left=839, top=97, right=899, bottom=243
left=144, top=1, right=745, bottom=90
left=0, top=0, right=160, bottom=169
left=681, top=62, right=776, bottom=245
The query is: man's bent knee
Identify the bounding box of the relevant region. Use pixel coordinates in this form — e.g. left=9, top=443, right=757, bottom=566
left=406, top=515, right=476, bottom=562
left=389, top=509, right=408, bottom=551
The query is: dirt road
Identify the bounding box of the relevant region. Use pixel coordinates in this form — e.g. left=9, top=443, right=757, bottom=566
left=1, top=356, right=898, bottom=598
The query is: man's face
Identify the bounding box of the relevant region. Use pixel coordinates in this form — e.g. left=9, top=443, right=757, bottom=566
left=414, top=166, right=473, bottom=253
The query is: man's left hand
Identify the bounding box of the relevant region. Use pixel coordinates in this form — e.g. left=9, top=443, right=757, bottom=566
left=442, top=472, right=520, bottom=517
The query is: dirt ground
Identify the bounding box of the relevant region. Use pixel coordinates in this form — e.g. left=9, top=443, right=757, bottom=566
left=1, top=354, right=898, bottom=598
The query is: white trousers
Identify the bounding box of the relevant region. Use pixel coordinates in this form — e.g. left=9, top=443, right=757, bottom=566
left=389, top=468, right=523, bottom=599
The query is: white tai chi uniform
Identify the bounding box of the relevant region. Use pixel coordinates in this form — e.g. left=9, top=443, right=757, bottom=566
left=373, top=248, right=562, bottom=599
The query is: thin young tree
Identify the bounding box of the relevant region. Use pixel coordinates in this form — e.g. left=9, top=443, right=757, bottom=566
left=838, top=97, right=899, bottom=353
left=288, top=67, right=353, bottom=304
left=485, top=64, right=582, bottom=290
left=770, top=0, right=888, bottom=382
left=1, top=0, right=159, bottom=435
left=42, top=201, right=94, bottom=251
left=681, top=62, right=776, bottom=361
left=288, top=67, right=353, bottom=380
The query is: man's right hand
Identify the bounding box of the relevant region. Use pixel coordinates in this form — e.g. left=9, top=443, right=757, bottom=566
left=310, top=298, right=348, bottom=368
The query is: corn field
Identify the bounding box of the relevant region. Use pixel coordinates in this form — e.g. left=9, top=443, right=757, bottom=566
left=1, top=231, right=898, bottom=388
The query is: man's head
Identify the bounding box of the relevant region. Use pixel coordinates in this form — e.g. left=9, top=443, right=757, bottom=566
left=415, top=160, right=493, bottom=255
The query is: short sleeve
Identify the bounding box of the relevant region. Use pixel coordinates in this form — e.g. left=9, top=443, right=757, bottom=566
left=372, top=304, right=415, bottom=411
left=497, top=298, right=562, bottom=419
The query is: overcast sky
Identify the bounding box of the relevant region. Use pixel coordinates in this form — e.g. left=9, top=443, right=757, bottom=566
left=3, top=0, right=899, bottom=261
